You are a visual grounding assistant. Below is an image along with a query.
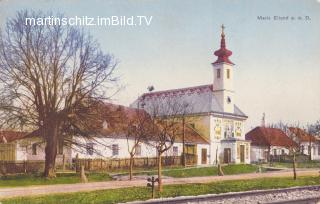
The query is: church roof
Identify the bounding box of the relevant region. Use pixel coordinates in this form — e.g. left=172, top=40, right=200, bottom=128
left=131, top=84, right=247, bottom=118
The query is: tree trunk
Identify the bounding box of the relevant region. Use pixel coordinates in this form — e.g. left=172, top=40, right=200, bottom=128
left=80, top=165, right=88, bottom=183
left=44, top=122, right=59, bottom=178
left=293, top=153, right=297, bottom=180
left=157, top=152, right=163, bottom=192
left=129, top=155, right=134, bottom=180
left=218, top=163, right=224, bottom=176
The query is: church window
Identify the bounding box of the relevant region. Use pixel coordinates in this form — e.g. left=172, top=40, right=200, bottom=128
left=217, top=69, right=221, bottom=78
left=227, top=69, right=230, bottom=79
left=227, top=97, right=231, bottom=103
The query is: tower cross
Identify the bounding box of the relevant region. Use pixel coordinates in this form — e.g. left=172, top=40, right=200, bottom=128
left=221, top=24, right=225, bottom=35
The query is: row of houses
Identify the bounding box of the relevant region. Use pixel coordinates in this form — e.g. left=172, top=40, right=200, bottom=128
left=247, top=126, right=320, bottom=162
left=0, top=26, right=319, bottom=168
left=1, top=115, right=319, bottom=167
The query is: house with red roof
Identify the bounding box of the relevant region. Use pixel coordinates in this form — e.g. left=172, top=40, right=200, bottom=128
left=245, top=127, right=297, bottom=162
left=286, top=127, right=320, bottom=160
left=131, top=26, right=250, bottom=164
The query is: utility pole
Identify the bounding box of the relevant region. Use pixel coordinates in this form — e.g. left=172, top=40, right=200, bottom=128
left=182, top=117, right=186, bottom=167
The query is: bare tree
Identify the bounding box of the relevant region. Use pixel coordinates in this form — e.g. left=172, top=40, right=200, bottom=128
left=140, top=96, right=192, bottom=192
left=120, top=106, right=152, bottom=180
left=270, top=122, right=300, bottom=180
left=0, top=10, right=119, bottom=177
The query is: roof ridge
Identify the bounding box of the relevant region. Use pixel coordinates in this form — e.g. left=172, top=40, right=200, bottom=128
left=141, top=84, right=213, bottom=97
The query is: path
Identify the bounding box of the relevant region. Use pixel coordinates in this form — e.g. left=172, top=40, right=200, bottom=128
left=0, top=169, right=318, bottom=199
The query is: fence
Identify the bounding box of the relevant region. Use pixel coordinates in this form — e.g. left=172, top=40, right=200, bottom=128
left=0, top=155, right=197, bottom=174
left=270, top=154, right=310, bottom=163
left=74, top=155, right=197, bottom=171
left=0, top=160, right=45, bottom=175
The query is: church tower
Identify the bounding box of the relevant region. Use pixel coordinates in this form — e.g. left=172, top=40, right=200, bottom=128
left=212, top=25, right=235, bottom=113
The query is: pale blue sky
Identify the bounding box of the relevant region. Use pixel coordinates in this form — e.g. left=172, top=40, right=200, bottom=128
left=0, top=0, right=319, bottom=130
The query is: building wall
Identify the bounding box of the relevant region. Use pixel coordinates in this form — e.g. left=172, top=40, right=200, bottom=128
left=209, top=115, right=249, bottom=164
left=72, top=137, right=210, bottom=165
left=197, top=144, right=210, bottom=165
left=250, top=146, right=268, bottom=162
left=300, top=142, right=320, bottom=160
left=250, top=145, right=291, bottom=162
left=15, top=138, right=72, bottom=165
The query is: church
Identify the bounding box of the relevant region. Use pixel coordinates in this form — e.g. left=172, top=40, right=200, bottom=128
left=131, top=25, right=251, bottom=165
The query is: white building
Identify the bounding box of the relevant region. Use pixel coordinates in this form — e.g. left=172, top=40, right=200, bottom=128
left=246, top=127, right=297, bottom=162
left=131, top=25, right=250, bottom=164
left=287, top=127, right=320, bottom=160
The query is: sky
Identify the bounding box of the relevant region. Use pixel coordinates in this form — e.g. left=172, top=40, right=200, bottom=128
left=0, top=0, right=319, bottom=131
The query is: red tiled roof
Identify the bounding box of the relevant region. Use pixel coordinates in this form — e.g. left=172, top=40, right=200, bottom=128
left=141, top=84, right=213, bottom=99
left=288, top=127, right=316, bottom=143
left=245, top=127, right=297, bottom=147
left=0, top=131, right=31, bottom=143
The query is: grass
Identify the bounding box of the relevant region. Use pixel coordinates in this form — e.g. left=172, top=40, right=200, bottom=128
left=0, top=164, right=257, bottom=188
left=0, top=172, right=112, bottom=188
left=1, top=176, right=320, bottom=204
left=266, top=160, right=320, bottom=169
left=135, top=164, right=259, bottom=178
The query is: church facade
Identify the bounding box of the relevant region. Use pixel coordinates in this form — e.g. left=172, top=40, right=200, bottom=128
left=131, top=26, right=251, bottom=165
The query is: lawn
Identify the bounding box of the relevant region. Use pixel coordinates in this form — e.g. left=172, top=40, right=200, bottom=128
left=1, top=176, right=320, bottom=204
left=0, top=164, right=257, bottom=188
left=136, top=164, right=259, bottom=178
left=0, top=172, right=112, bottom=188
left=265, top=161, right=320, bottom=169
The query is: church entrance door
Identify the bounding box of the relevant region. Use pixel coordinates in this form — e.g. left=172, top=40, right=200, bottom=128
left=223, top=148, right=231, bottom=163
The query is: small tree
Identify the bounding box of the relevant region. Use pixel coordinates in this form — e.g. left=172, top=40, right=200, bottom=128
left=283, top=124, right=301, bottom=180
left=121, top=107, right=152, bottom=180
left=269, top=122, right=300, bottom=180
left=143, top=97, right=191, bottom=192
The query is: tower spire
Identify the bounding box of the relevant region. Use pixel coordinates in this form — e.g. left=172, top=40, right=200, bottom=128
left=213, top=24, right=234, bottom=65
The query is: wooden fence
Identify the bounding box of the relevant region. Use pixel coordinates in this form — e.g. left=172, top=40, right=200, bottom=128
left=270, top=154, right=310, bottom=163
left=0, top=155, right=197, bottom=174
left=0, top=160, right=45, bottom=175
left=74, top=155, right=197, bottom=171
